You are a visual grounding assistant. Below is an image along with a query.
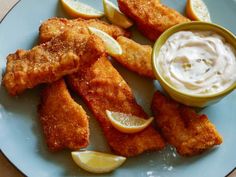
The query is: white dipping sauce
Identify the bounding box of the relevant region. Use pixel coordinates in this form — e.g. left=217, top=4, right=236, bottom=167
left=157, top=30, right=236, bottom=95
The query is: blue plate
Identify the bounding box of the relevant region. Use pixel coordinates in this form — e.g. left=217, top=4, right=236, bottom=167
left=0, top=0, right=236, bottom=177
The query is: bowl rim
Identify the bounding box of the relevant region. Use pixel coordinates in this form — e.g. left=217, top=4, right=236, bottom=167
left=152, top=21, right=236, bottom=99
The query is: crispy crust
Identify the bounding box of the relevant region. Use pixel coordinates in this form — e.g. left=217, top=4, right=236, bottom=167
left=3, top=26, right=105, bottom=95
left=151, top=91, right=223, bottom=156
left=118, top=0, right=190, bottom=41
left=67, top=57, right=165, bottom=157
left=115, top=36, right=154, bottom=78
left=39, top=17, right=131, bottom=43
left=38, top=79, right=89, bottom=151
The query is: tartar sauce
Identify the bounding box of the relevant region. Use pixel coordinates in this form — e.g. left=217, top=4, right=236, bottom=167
left=156, top=30, right=236, bottom=95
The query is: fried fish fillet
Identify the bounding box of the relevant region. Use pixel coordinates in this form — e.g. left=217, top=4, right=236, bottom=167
left=39, top=17, right=130, bottom=43
left=115, top=36, right=154, bottom=78
left=151, top=91, right=223, bottom=156
left=39, top=18, right=154, bottom=78
left=118, top=0, right=190, bottom=41
left=67, top=57, right=165, bottom=157
left=3, top=26, right=105, bottom=96
left=38, top=79, right=89, bottom=151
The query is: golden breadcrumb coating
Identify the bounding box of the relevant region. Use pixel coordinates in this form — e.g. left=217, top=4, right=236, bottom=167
left=67, top=57, right=165, bottom=157
left=115, top=36, right=154, bottom=78
left=38, top=79, right=89, bottom=151
left=39, top=18, right=155, bottom=79
left=39, top=17, right=130, bottom=43
left=151, top=91, right=223, bottom=156
left=118, top=0, right=190, bottom=41
left=3, top=26, right=105, bottom=95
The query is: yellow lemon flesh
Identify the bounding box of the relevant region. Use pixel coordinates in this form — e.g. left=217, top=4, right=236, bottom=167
left=103, top=0, right=133, bottom=28
left=88, top=27, right=122, bottom=57
left=186, top=0, right=211, bottom=22
left=71, top=151, right=126, bottom=173
left=61, top=0, right=104, bottom=19
left=106, top=110, right=154, bottom=134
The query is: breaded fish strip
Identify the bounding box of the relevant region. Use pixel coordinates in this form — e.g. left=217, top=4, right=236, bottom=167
left=3, top=26, right=105, bottom=95
left=151, top=91, right=223, bottom=156
left=38, top=79, right=89, bottom=151
left=39, top=17, right=130, bottom=43
left=39, top=19, right=154, bottom=78
left=115, top=36, right=154, bottom=78
left=67, top=57, right=165, bottom=157
left=118, top=0, right=190, bottom=41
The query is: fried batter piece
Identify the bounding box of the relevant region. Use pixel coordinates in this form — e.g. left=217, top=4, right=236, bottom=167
left=39, top=17, right=130, bottom=43
left=151, top=91, right=223, bottom=156
left=118, top=0, right=190, bottom=41
left=115, top=36, right=154, bottom=78
left=39, top=19, right=154, bottom=78
left=38, top=79, right=89, bottom=151
left=67, top=57, right=165, bottom=157
left=3, top=26, right=105, bottom=95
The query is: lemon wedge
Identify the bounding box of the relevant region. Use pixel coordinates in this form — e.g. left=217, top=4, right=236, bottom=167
left=186, top=0, right=211, bottom=22
left=71, top=151, right=126, bottom=173
left=106, top=110, right=154, bottom=134
left=88, top=27, right=122, bottom=57
left=61, top=0, right=104, bottom=19
left=103, top=0, right=133, bottom=28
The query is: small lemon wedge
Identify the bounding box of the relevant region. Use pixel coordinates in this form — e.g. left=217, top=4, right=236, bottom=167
left=88, top=27, right=122, bottom=57
left=61, top=0, right=104, bottom=19
left=71, top=151, right=126, bottom=173
left=106, top=110, right=154, bottom=134
left=103, top=0, right=133, bottom=28
left=186, top=0, right=211, bottom=22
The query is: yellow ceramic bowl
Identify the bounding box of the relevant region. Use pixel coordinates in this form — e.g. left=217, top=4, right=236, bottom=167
left=152, top=21, right=236, bottom=107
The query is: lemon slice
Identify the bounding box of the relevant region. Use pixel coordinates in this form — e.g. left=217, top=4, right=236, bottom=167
left=88, top=27, right=122, bottom=57
left=61, top=0, right=104, bottom=19
left=106, top=110, right=154, bottom=134
left=186, top=0, right=211, bottom=22
left=103, top=0, right=133, bottom=29
left=71, top=151, right=126, bottom=173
